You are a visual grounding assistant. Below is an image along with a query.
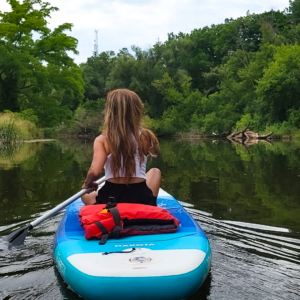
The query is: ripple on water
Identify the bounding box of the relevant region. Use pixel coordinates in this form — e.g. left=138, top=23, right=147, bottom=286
left=185, top=205, right=300, bottom=300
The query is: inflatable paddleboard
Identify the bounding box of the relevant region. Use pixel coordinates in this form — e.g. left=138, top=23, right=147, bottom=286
left=53, top=189, right=211, bottom=300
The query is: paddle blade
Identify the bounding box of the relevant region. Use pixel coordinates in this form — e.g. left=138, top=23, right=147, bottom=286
left=6, top=225, right=32, bottom=247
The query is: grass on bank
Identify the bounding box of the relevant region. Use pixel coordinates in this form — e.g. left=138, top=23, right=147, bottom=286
left=0, top=112, right=42, bottom=143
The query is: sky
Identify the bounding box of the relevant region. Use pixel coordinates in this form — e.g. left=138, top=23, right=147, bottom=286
left=1, top=0, right=290, bottom=64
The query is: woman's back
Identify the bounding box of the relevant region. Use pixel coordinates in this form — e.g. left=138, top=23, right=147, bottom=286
left=82, top=89, right=161, bottom=205
left=97, top=130, right=154, bottom=184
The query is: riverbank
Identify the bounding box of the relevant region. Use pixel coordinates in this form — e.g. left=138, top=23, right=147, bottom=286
left=175, top=129, right=299, bottom=141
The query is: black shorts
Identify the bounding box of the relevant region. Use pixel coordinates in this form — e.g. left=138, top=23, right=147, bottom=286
left=95, top=181, right=157, bottom=206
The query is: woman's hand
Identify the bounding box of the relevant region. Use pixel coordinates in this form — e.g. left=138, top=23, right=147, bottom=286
left=82, top=181, right=99, bottom=192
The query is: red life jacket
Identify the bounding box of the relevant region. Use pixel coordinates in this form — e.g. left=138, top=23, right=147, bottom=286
left=79, top=202, right=180, bottom=244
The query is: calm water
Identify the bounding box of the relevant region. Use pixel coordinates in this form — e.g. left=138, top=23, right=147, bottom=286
left=0, top=138, right=299, bottom=300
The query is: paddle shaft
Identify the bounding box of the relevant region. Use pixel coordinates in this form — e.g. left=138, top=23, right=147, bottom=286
left=30, top=176, right=105, bottom=228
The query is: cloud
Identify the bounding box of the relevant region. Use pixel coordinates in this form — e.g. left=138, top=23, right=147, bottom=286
left=1, top=0, right=290, bottom=63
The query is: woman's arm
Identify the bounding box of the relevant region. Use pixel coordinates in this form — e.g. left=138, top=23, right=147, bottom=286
left=82, top=135, right=108, bottom=190
left=140, top=129, right=159, bottom=157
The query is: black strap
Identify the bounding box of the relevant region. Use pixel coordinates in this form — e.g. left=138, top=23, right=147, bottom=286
left=94, top=221, right=109, bottom=234
left=94, top=221, right=109, bottom=245
left=109, top=207, right=121, bottom=227
left=99, top=234, right=109, bottom=245
left=109, top=207, right=122, bottom=239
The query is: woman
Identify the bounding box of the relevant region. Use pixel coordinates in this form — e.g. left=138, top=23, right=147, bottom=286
left=81, top=89, right=161, bottom=206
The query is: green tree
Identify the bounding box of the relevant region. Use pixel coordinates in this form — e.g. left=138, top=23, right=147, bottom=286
left=256, top=44, right=300, bottom=124
left=80, top=51, right=115, bottom=102
left=289, top=0, right=300, bottom=24
left=0, top=0, right=84, bottom=127
left=80, top=1, right=300, bottom=135
left=152, top=72, right=204, bottom=134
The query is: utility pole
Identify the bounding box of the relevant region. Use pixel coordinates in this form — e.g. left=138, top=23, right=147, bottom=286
left=93, top=30, right=99, bottom=57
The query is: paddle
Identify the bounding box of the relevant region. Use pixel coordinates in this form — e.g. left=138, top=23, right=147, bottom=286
left=6, top=176, right=105, bottom=247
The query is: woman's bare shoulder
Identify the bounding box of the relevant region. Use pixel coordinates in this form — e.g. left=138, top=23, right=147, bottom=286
left=94, top=134, right=110, bottom=154
left=95, top=134, right=106, bottom=143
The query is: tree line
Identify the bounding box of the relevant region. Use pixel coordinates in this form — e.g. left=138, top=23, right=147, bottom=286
left=2, top=0, right=300, bottom=137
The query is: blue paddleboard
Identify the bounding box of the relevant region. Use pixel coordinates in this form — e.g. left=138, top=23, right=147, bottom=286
left=53, top=189, right=211, bottom=300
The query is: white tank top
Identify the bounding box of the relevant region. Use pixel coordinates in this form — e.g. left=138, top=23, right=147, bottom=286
left=104, top=153, right=147, bottom=180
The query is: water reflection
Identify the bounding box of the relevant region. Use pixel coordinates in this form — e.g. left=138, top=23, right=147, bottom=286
left=154, top=139, right=300, bottom=233
left=0, top=140, right=93, bottom=231
left=0, top=138, right=299, bottom=300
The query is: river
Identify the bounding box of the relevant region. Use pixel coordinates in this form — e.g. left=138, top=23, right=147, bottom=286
left=0, top=138, right=299, bottom=300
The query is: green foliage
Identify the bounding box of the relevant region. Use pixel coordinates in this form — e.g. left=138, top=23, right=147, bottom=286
left=256, top=44, right=300, bottom=124
left=4, top=0, right=300, bottom=136
left=80, top=52, right=115, bottom=101
left=287, top=108, right=300, bottom=127
left=82, top=98, right=105, bottom=112
left=16, top=109, right=39, bottom=124
left=289, top=0, right=300, bottom=24
left=151, top=72, right=206, bottom=134
left=77, top=1, right=300, bottom=136
left=56, top=102, right=105, bottom=136
left=235, top=114, right=253, bottom=130
left=265, top=122, right=297, bottom=138
left=42, top=127, right=56, bottom=138
left=0, top=0, right=84, bottom=127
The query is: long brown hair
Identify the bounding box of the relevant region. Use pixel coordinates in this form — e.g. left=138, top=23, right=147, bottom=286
left=103, top=89, right=159, bottom=178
